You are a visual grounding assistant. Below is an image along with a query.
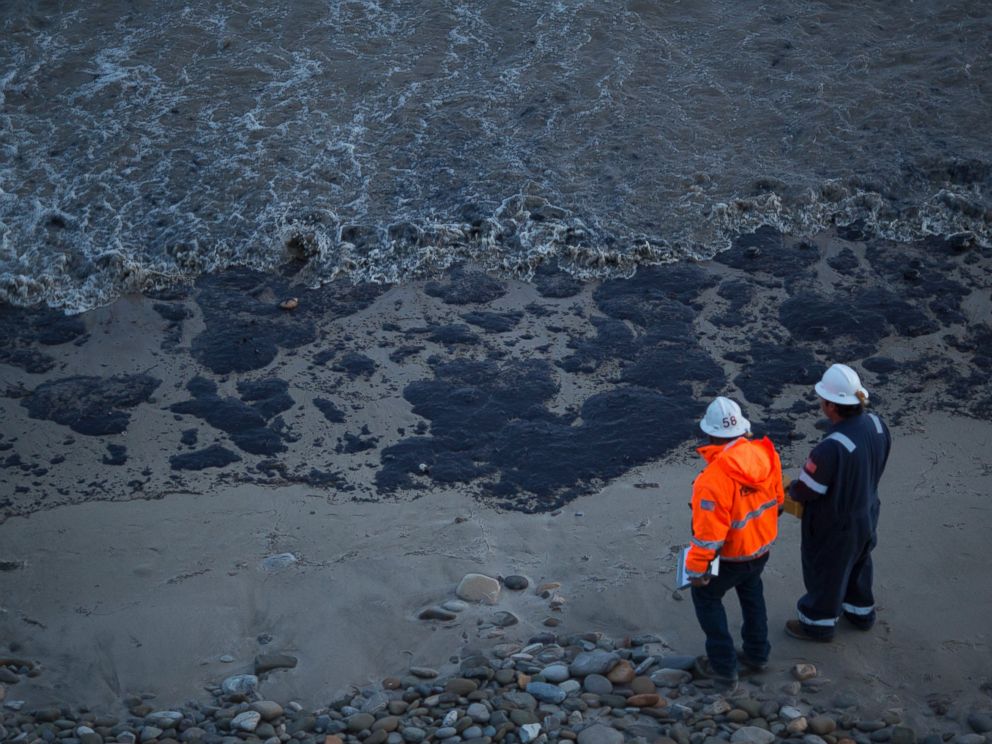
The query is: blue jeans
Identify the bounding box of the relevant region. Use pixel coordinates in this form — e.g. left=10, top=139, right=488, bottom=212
left=690, top=553, right=770, bottom=678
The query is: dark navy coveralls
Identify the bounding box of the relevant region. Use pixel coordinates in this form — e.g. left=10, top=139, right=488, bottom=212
left=789, top=411, right=891, bottom=638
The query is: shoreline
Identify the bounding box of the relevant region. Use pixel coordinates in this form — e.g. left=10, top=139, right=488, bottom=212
left=2, top=227, right=991, bottom=735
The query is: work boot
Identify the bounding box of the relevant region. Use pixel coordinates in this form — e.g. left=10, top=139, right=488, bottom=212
left=693, top=655, right=739, bottom=694
left=843, top=611, right=875, bottom=631
left=785, top=619, right=833, bottom=643
left=736, top=648, right=768, bottom=673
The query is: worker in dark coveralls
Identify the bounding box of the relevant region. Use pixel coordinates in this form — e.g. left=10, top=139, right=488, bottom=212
left=786, top=363, right=891, bottom=641
left=687, top=396, right=785, bottom=691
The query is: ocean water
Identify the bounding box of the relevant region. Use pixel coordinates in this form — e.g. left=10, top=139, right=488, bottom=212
left=1, top=0, right=990, bottom=313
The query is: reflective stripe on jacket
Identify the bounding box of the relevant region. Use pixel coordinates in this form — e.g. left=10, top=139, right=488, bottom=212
left=686, top=436, right=785, bottom=577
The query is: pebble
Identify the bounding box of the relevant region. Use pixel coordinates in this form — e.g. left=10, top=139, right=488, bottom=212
left=0, top=669, right=19, bottom=684
left=804, top=737, right=829, bottom=744
left=467, top=703, right=491, bottom=722
left=583, top=674, right=613, bottom=695
left=560, top=680, right=581, bottom=695
left=219, top=655, right=235, bottom=663
left=419, top=608, right=457, bottom=621
left=651, top=669, right=692, bottom=687
left=657, top=655, right=697, bottom=671
left=858, top=721, right=887, bottom=732
left=255, top=653, right=297, bottom=674
left=627, top=694, right=661, bottom=708
left=526, top=682, right=566, bottom=704
left=576, top=723, right=624, bottom=744
left=504, top=575, right=529, bottom=590
left=261, top=553, right=298, bottom=571
left=731, top=726, right=776, bottom=744
left=446, top=678, right=479, bottom=695
left=793, top=663, right=818, bottom=681
left=788, top=717, right=809, bottom=734
left=442, top=600, right=469, bottom=612
left=968, top=715, right=992, bottom=735
left=140, top=726, right=163, bottom=742
left=891, top=727, right=917, bottom=744
left=457, top=574, right=501, bottom=604
left=409, top=666, right=438, bottom=678
left=953, top=736, right=987, bottom=744
left=221, top=674, right=258, bottom=695
left=231, top=712, right=261, bottom=732
left=520, top=723, right=543, bottom=743
left=542, top=664, right=570, bottom=683
left=703, top=700, right=731, bottom=717
left=780, top=706, right=805, bottom=721
left=809, top=716, right=838, bottom=735
left=570, top=651, right=619, bottom=677
left=728, top=710, right=751, bottom=724
left=492, top=611, right=519, bottom=627
left=606, top=661, right=635, bottom=684
left=760, top=701, right=780, bottom=718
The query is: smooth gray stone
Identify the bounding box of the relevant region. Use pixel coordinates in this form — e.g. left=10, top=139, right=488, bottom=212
left=656, top=655, right=696, bottom=671
left=576, top=723, right=624, bottom=744
left=542, top=664, right=570, bottom=683
left=858, top=721, right=887, bottom=733
left=731, top=727, right=776, bottom=744
left=526, top=682, right=566, bottom=704
left=582, top=675, right=613, bottom=696
left=968, top=714, right=992, bottom=735
left=230, top=712, right=260, bottom=733
left=146, top=713, right=183, bottom=729
left=503, top=575, right=529, bottom=591
left=569, top=651, right=619, bottom=677
left=220, top=675, right=257, bottom=695
left=890, top=727, right=917, bottom=744
left=362, top=692, right=390, bottom=715
left=346, top=713, right=375, bottom=732
left=502, top=691, right=538, bottom=710
left=255, top=654, right=297, bottom=674
left=631, top=635, right=662, bottom=646
left=401, top=727, right=426, bottom=743
left=467, top=703, right=491, bottom=723
left=651, top=669, right=691, bottom=687
left=492, top=611, right=519, bottom=628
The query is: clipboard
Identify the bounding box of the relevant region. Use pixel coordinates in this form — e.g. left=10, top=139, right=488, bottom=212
left=782, top=474, right=804, bottom=518
left=676, top=547, right=720, bottom=589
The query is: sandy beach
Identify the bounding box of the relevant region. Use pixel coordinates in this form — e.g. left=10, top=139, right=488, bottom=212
left=2, top=227, right=991, bottom=738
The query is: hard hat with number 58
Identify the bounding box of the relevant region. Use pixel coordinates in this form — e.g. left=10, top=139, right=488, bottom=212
left=700, top=396, right=751, bottom=438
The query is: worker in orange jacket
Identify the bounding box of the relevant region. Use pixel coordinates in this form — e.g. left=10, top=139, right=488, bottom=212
left=687, top=396, right=785, bottom=691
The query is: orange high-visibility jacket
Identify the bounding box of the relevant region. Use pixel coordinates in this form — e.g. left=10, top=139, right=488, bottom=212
left=686, top=436, right=785, bottom=577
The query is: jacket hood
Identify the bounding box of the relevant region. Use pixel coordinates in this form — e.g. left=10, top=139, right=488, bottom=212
left=697, top=436, right=778, bottom=485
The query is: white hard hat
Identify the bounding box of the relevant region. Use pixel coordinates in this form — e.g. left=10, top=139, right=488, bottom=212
left=815, top=363, right=869, bottom=405
left=700, top=396, right=751, bottom=438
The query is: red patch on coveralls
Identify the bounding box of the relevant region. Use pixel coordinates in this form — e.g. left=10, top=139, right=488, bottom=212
left=804, top=457, right=817, bottom=474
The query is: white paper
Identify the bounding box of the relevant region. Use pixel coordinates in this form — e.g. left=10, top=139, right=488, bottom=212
left=676, top=546, right=720, bottom=589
